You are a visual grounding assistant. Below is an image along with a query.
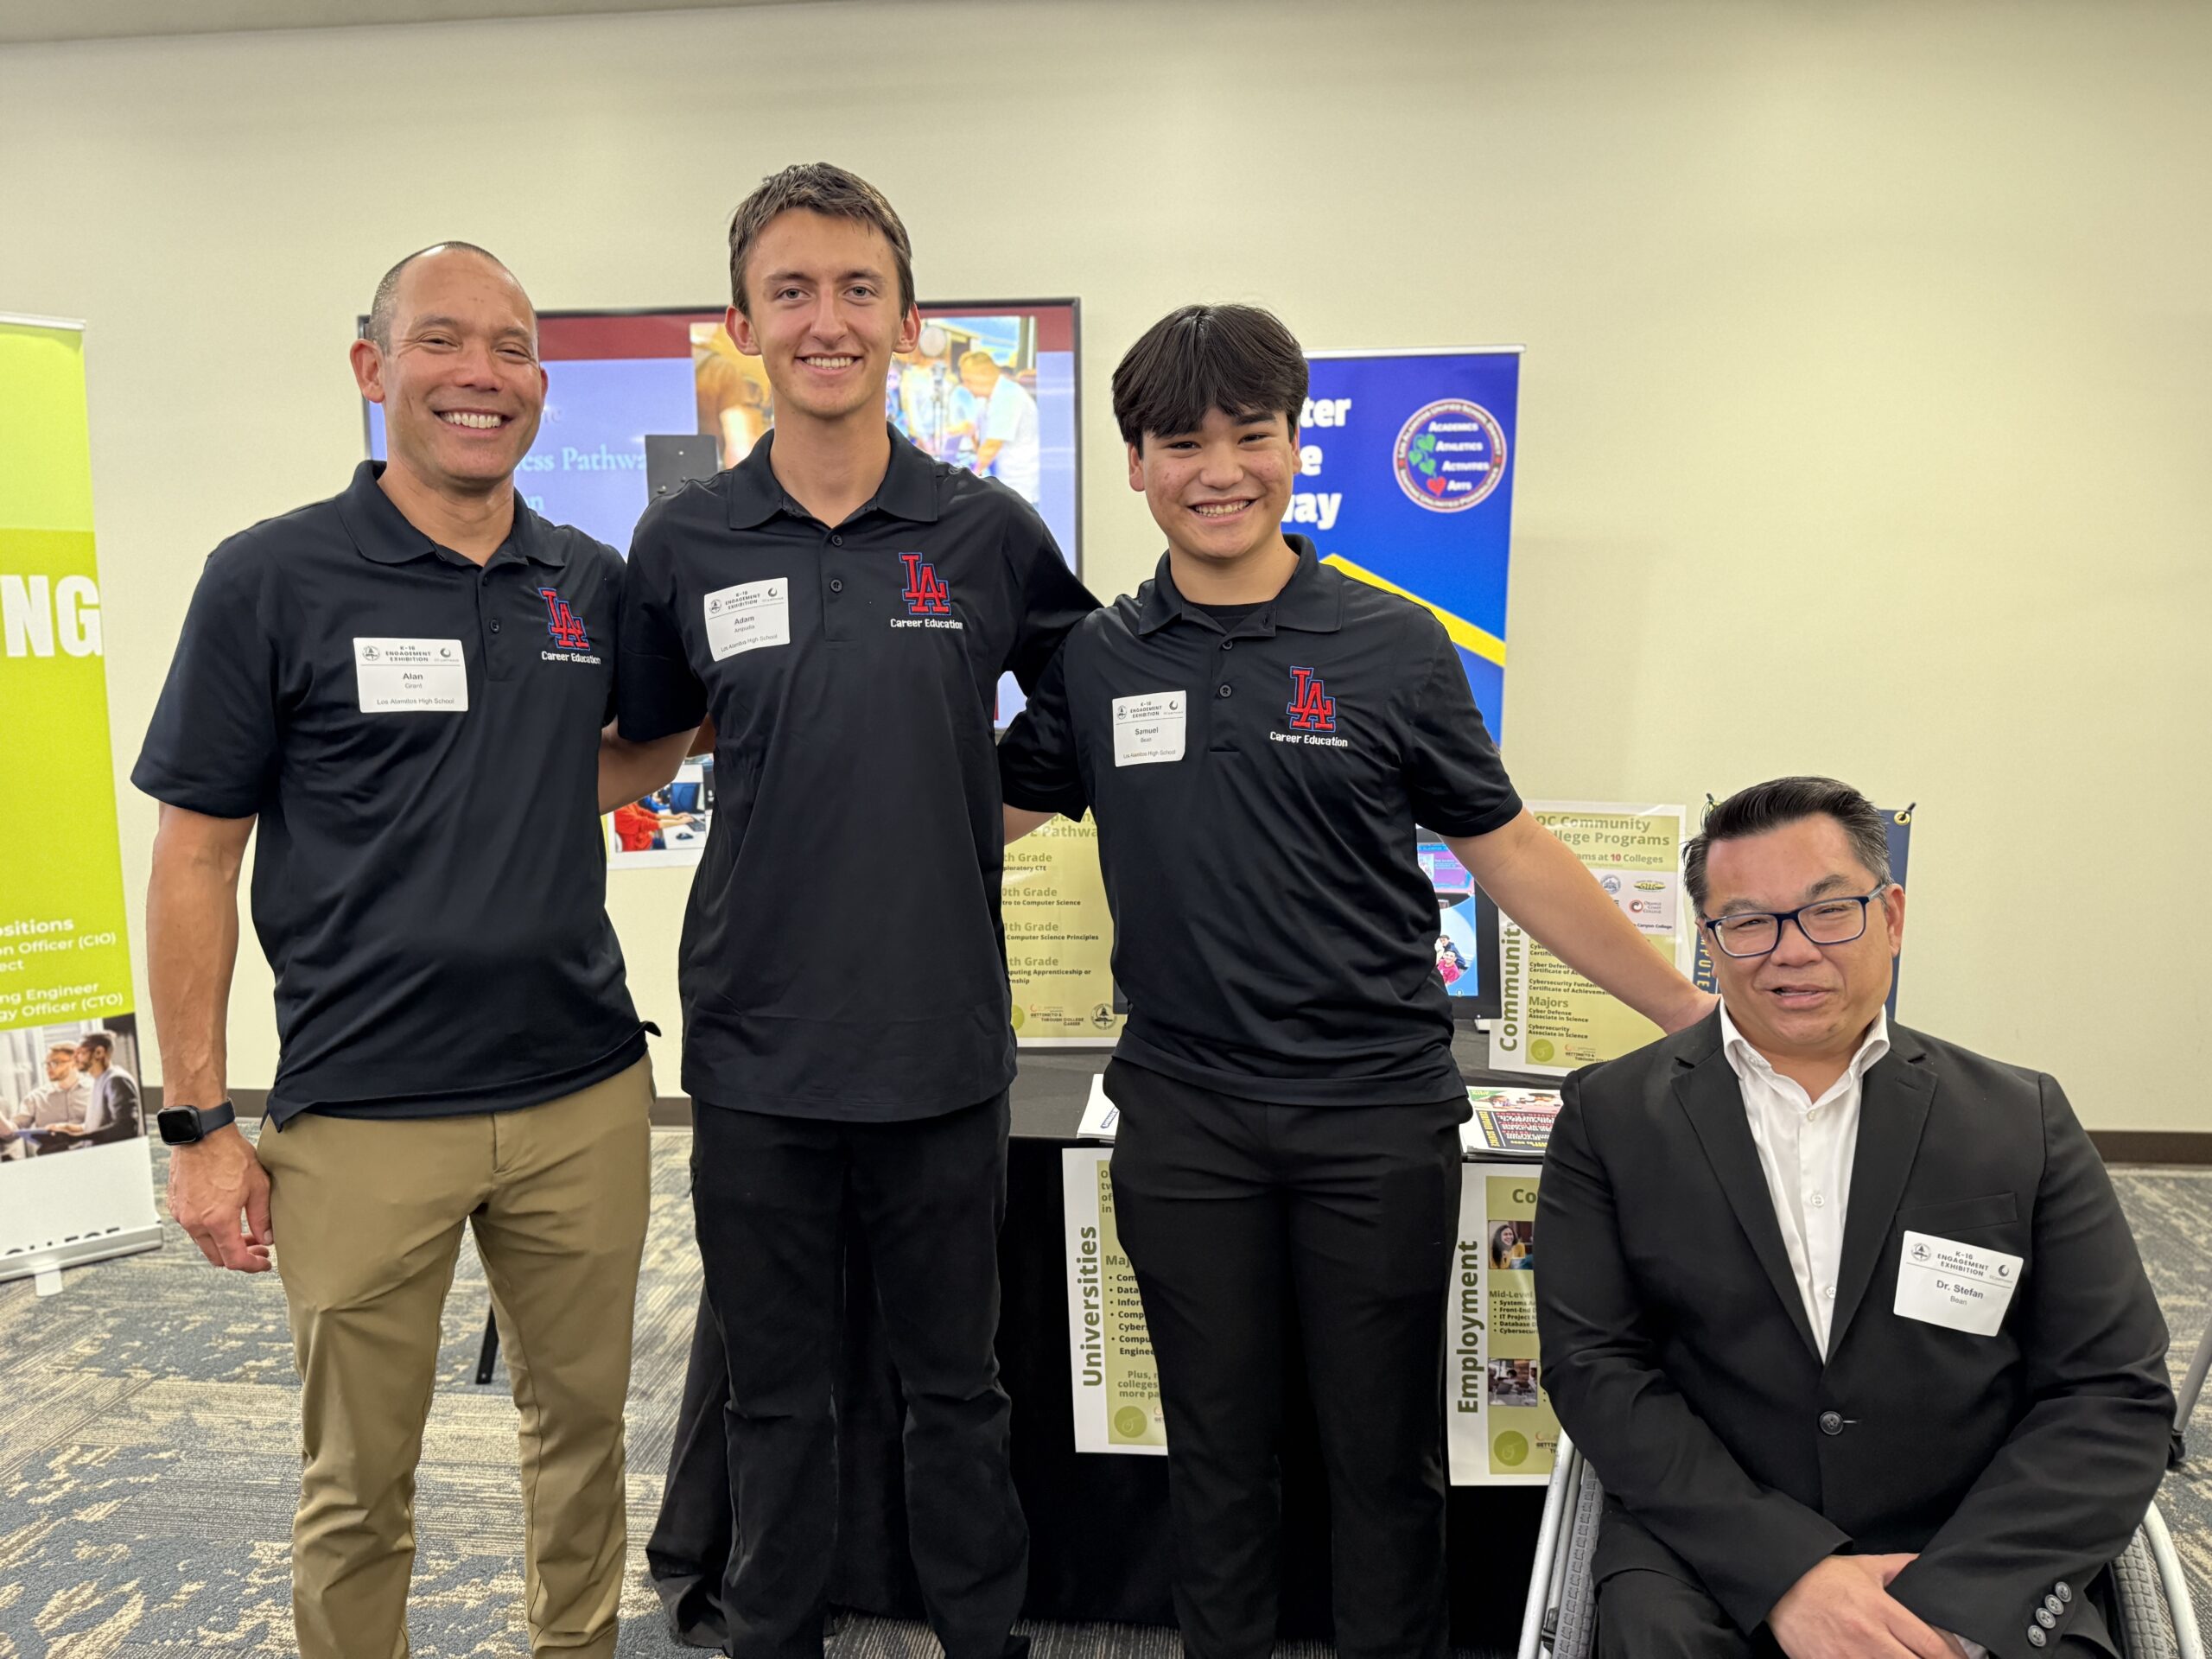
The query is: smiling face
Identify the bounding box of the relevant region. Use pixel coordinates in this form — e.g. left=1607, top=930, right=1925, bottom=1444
left=1129, top=406, right=1300, bottom=573
left=351, top=248, right=545, bottom=499
left=45, top=1046, right=78, bottom=1084
left=727, top=209, right=920, bottom=429
left=1700, top=813, right=1906, bottom=1068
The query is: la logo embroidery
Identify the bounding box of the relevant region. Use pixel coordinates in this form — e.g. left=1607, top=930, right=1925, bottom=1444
left=1287, top=666, right=1337, bottom=733
left=538, top=588, right=590, bottom=651
left=899, top=554, right=951, bottom=616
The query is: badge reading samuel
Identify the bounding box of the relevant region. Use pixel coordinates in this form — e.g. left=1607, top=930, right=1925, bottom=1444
left=1113, top=691, right=1185, bottom=767
left=1894, top=1230, right=2023, bottom=1338
left=353, top=638, right=467, bottom=713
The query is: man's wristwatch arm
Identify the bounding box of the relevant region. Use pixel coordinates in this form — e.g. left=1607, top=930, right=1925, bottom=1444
left=156, top=1101, right=238, bottom=1146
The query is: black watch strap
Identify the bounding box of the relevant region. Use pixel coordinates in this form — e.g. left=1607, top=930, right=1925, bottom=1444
left=157, top=1100, right=238, bottom=1146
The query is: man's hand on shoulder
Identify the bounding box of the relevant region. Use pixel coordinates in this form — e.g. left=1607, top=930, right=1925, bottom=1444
left=1769, top=1554, right=1961, bottom=1659
left=167, top=1123, right=273, bottom=1274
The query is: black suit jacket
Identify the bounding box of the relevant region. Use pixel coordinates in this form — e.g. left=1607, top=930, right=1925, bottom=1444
left=1535, top=1014, right=2175, bottom=1658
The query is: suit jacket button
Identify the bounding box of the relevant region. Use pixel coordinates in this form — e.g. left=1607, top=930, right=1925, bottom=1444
left=2056, top=1581, right=2072, bottom=1603
left=2027, top=1628, right=2047, bottom=1649
left=2044, top=1595, right=2063, bottom=1616
left=2036, top=1608, right=2056, bottom=1629
left=1818, top=1410, right=1844, bottom=1435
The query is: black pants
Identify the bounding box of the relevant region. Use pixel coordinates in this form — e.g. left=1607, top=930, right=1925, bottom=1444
left=1103, top=1059, right=1466, bottom=1659
left=690, top=1095, right=1027, bottom=1659
left=646, top=1284, right=734, bottom=1649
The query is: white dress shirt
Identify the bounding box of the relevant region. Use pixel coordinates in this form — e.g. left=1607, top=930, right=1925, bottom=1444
left=1719, top=1003, right=1891, bottom=1360
left=1719, top=1007, right=1980, bottom=1659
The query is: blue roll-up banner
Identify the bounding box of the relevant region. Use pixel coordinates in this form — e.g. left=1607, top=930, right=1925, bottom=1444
left=1293, top=348, right=1521, bottom=734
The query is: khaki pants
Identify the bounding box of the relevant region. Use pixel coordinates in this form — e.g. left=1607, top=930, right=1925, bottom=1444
left=257, top=1058, right=653, bottom=1659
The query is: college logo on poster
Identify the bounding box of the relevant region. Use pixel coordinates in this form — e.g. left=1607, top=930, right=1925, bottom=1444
left=899, top=553, right=951, bottom=615
left=1287, top=666, right=1338, bottom=733
left=538, top=587, right=590, bottom=651
left=1392, top=399, right=1510, bottom=513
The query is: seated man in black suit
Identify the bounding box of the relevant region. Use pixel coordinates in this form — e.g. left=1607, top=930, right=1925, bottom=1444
left=1537, top=777, right=2176, bottom=1659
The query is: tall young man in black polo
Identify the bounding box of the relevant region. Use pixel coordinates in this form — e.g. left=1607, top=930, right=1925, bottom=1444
left=136, top=244, right=681, bottom=1659
left=618, top=165, right=1094, bottom=1659
left=997, top=304, right=1717, bottom=1659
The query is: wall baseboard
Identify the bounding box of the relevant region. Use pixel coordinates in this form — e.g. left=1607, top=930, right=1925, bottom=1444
left=2088, top=1131, right=2212, bottom=1166
left=147, top=1089, right=2212, bottom=1164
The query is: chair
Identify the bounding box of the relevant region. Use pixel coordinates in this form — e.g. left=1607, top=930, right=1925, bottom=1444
left=1517, top=1432, right=2202, bottom=1659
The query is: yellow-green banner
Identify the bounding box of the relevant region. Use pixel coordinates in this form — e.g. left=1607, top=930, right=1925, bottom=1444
left=2, top=315, right=158, bottom=1279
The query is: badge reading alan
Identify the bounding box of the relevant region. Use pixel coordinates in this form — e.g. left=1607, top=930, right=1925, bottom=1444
left=1893, top=1229, right=2023, bottom=1338
left=353, top=638, right=467, bottom=713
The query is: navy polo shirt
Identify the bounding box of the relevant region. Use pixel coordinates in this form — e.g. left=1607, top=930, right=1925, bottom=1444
left=132, top=462, right=648, bottom=1124
left=619, top=427, right=1096, bottom=1120
left=997, top=537, right=1522, bottom=1106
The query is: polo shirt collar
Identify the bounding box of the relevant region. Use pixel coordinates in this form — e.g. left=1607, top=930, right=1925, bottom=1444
left=1135, top=533, right=1346, bottom=638
left=722, top=425, right=944, bottom=530
left=340, top=461, right=564, bottom=569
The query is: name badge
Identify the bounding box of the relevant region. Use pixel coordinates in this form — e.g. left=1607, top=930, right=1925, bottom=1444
left=354, top=638, right=467, bottom=713
left=1113, top=691, right=1186, bottom=766
left=1894, top=1230, right=2022, bottom=1337
left=704, top=579, right=791, bottom=662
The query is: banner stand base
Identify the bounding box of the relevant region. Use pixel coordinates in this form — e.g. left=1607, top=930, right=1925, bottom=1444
left=1, top=1224, right=163, bottom=1289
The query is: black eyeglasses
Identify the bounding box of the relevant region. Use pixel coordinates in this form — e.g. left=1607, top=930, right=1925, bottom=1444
left=1700, top=884, right=1890, bottom=958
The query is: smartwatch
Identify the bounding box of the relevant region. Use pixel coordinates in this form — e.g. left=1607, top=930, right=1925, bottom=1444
left=156, top=1100, right=238, bottom=1146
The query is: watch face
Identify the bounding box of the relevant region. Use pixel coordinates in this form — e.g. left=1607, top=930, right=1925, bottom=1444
left=156, top=1107, right=200, bottom=1145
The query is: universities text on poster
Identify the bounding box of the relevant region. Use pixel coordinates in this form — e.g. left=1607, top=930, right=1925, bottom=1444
left=0, top=315, right=161, bottom=1282
left=1062, top=1147, right=1551, bottom=1484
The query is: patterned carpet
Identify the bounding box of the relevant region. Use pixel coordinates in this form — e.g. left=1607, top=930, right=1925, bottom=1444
left=1, top=1136, right=2205, bottom=1658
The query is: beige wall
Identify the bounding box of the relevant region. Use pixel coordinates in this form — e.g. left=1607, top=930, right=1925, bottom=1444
left=4, top=1, right=2206, bottom=1129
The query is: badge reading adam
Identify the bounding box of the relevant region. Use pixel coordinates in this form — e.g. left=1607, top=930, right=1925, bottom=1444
left=353, top=638, right=467, bottom=712
left=1894, top=1230, right=2023, bottom=1338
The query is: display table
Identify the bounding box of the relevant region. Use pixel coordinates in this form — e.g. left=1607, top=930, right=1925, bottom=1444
left=650, top=1041, right=1544, bottom=1656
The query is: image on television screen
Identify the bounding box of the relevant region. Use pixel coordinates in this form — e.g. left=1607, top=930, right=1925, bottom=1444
left=1416, top=836, right=1501, bottom=1020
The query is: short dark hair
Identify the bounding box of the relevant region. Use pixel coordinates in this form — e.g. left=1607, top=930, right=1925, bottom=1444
left=1684, top=777, right=1892, bottom=913
left=79, top=1031, right=116, bottom=1059
left=727, top=163, right=915, bottom=317
left=365, top=242, right=518, bottom=349
left=1111, top=304, right=1308, bottom=447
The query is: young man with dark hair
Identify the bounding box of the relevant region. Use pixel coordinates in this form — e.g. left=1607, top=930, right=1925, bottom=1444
left=619, top=163, right=1095, bottom=1659
left=1539, top=776, right=2173, bottom=1659
left=996, top=302, right=1714, bottom=1659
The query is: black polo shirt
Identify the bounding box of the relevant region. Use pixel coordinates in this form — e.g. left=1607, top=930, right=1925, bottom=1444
left=132, top=462, right=647, bottom=1125
left=997, top=537, right=1522, bottom=1106
left=619, top=427, right=1095, bottom=1120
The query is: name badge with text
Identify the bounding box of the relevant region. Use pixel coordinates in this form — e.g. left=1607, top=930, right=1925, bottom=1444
left=354, top=638, right=467, bottom=713
left=705, top=579, right=791, bottom=662
left=1113, top=691, right=1186, bottom=766
left=1894, top=1230, right=2022, bottom=1338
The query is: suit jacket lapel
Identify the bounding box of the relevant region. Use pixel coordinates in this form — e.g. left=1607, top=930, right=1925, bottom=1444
left=1673, top=1042, right=1822, bottom=1363
left=1827, top=1033, right=1936, bottom=1353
